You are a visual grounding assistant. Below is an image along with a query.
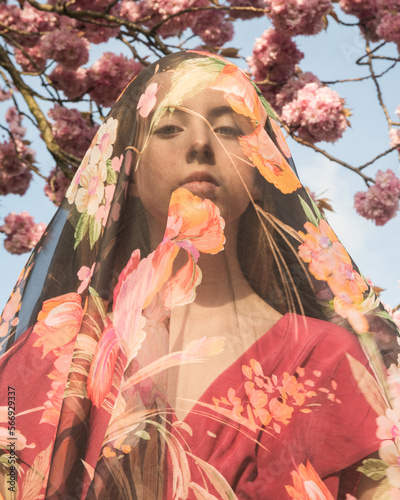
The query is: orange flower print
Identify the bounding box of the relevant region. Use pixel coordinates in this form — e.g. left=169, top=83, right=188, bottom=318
left=33, top=293, right=83, bottom=358
left=41, top=351, right=74, bottom=426
left=164, top=188, right=226, bottom=255
left=239, top=124, right=301, bottom=194
left=298, top=219, right=372, bottom=333
left=270, top=118, right=291, bottom=158
left=210, top=63, right=267, bottom=126
left=211, top=362, right=338, bottom=434
left=333, top=293, right=374, bottom=334
left=87, top=324, right=120, bottom=408
left=327, top=262, right=368, bottom=304
left=286, top=461, right=334, bottom=500
left=298, top=220, right=351, bottom=281
left=0, top=287, right=21, bottom=338
left=112, top=188, right=225, bottom=363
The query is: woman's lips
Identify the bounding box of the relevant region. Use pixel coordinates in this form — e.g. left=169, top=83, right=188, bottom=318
left=180, top=173, right=219, bottom=198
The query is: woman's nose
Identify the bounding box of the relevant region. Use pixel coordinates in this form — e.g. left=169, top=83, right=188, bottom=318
left=186, top=127, right=215, bottom=165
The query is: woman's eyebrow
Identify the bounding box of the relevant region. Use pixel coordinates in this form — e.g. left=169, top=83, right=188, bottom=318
left=208, top=106, right=235, bottom=119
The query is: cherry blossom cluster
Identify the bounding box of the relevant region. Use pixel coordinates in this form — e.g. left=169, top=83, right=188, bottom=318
left=264, top=0, right=332, bottom=36
left=246, top=16, right=349, bottom=144
left=247, top=28, right=304, bottom=84
left=48, top=105, right=99, bottom=158
left=86, top=53, right=143, bottom=108
left=132, top=0, right=234, bottom=44
left=279, top=79, right=349, bottom=143
left=265, top=72, right=349, bottom=143
left=340, top=0, right=400, bottom=48
left=0, top=107, right=34, bottom=196
left=44, top=167, right=73, bottom=206
left=0, top=212, right=46, bottom=254
left=354, top=169, right=400, bottom=225
left=49, top=53, right=143, bottom=107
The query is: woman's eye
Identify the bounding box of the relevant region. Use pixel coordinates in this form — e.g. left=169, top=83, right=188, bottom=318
left=215, top=126, right=241, bottom=137
left=155, top=125, right=181, bottom=136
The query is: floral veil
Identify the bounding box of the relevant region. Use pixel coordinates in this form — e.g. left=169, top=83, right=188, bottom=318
left=0, top=51, right=399, bottom=499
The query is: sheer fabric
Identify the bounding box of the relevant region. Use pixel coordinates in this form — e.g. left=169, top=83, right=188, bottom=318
left=0, top=51, right=399, bottom=499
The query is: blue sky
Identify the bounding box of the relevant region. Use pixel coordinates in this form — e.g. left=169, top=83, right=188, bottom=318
left=0, top=10, right=399, bottom=309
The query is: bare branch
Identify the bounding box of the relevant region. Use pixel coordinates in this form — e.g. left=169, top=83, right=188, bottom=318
left=273, top=111, right=375, bottom=185
left=365, top=40, right=391, bottom=128
left=0, top=44, right=80, bottom=177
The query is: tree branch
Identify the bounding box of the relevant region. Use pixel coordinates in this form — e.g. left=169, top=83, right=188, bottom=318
left=0, top=44, right=80, bottom=177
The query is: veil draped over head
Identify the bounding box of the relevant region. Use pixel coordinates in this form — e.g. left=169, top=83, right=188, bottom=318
left=1, top=51, right=400, bottom=499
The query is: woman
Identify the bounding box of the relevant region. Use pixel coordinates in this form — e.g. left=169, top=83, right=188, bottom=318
left=0, top=51, right=399, bottom=499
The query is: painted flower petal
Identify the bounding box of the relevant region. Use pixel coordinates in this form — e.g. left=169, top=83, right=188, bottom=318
left=165, top=188, right=225, bottom=254
left=163, top=254, right=202, bottom=310
left=239, top=124, right=301, bottom=194
left=87, top=324, right=120, bottom=408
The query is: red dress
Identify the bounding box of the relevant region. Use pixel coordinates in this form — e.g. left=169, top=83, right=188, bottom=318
left=0, top=312, right=380, bottom=499
left=166, top=314, right=380, bottom=498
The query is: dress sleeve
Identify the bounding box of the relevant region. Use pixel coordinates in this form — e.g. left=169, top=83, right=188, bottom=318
left=236, top=316, right=381, bottom=498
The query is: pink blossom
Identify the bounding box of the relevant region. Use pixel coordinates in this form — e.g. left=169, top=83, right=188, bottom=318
left=354, top=169, right=400, bottom=225
left=0, top=212, right=46, bottom=255
left=41, top=28, right=90, bottom=70
left=226, top=0, right=264, bottom=20
left=247, top=28, right=304, bottom=84
left=281, top=82, right=348, bottom=143
left=0, top=140, right=33, bottom=196
left=137, top=82, right=159, bottom=118
left=192, top=10, right=234, bottom=46
left=120, top=0, right=144, bottom=22
left=44, top=167, right=73, bottom=206
left=275, top=71, right=321, bottom=110
left=0, top=4, right=56, bottom=47
left=142, top=0, right=208, bottom=38
left=5, top=107, right=26, bottom=138
left=77, top=263, right=95, bottom=294
left=395, top=105, right=400, bottom=117
left=14, top=45, right=47, bottom=73
left=49, top=66, right=90, bottom=100
left=48, top=104, right=99, bottom=158
left=0, top=89, right=11, bottom=101
left=339, top=0, right=380, bottom=41
left=88, top=53, right=143, bottom=108
left=264, top=0, right=332, bottom=36
left=377, top=12, right=400, bottom=50
left=74, top=5, right=121, bottom=45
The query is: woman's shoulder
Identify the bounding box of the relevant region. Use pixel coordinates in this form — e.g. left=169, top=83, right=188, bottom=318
left=275, top=313, right=362, bottom=348
left=263, top=313, right=369, bottom=373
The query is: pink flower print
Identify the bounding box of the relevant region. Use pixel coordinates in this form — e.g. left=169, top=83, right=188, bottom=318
left=77, top=263, right=95, bottom=293
left=95, top=184, right=116, bottom=227
left=111, top=154, right=123, bottom=172
left=137, top=82, right=158, bottom=118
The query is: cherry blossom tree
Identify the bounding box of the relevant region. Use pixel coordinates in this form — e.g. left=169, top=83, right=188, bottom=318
left=0, top=0, right=399, bottom=302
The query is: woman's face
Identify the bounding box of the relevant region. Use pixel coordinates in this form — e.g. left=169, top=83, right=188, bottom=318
left=133, top=85, right=261, bottom=227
